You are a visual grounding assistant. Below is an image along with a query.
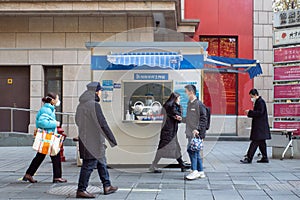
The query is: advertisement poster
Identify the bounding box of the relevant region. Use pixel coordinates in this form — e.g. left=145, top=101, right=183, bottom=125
left=102, top=80, right=114, bottom=102
left=274, top=84, right=300, bottom=99
left=274, top=121, right=300, bottom=134
left=274, top=65, right=300, bottom=81
left=174, top=81, right=200, bottom=117
left=274, top=103, right=300, bottom=117
left=274, top=46, right=300, bottom=63
left=274, top=27, right=300, bottom=46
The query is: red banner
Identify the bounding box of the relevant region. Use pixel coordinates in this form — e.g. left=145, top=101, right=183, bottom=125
left=274, top=103, right=300, bottom=117
left=274, top=121, right=300, bottom=134
left=274, top=84, right=300, bottom=99
left=274, top=46, right=300, bottom=63
left=274, top=66, right=300, bottom=81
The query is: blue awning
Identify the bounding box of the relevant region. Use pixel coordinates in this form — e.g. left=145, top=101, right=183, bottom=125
left=103, top=52, right=262, bottom=79
left=107, top=52, right=183, bottom=69
left=205, top=56, right=262, bottom=79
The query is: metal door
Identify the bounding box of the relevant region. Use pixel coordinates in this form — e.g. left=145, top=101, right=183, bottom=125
left=0, top=66, right=30, bottom=133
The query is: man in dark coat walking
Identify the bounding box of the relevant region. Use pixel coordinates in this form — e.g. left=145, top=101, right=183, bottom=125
left=241, top=89, right=271, bottom=164
left=75, top=82, right=118, bottom=198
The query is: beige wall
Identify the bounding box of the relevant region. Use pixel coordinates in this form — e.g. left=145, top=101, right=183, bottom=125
left=0, top=15, right=154, bottom=136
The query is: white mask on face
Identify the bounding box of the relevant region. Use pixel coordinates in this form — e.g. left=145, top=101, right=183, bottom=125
left=55, top=99, right=61, bottom=107
left=251, top=97, right=256, bottom=103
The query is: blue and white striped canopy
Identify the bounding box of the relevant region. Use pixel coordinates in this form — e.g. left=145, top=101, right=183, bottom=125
left=107, top=52, right=183, bottom=69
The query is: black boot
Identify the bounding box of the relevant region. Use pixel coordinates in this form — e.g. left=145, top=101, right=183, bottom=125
left=257, top=157, right=269, bottom=163
left=240, top=157, right=252, bottom=164
left=177, top=157, right=190, bottom=172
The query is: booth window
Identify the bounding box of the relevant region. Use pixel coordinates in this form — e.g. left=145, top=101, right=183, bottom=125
left=44, top=66, right=63, bottom=122
left=200, top=36, right=238, bottom=115
left=123, top=81, right=172, bottom=120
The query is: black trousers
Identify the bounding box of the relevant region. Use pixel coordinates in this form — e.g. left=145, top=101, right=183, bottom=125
left=26, top=152, right=62, bottom=179
left=247, top=140, right=268, bottom=161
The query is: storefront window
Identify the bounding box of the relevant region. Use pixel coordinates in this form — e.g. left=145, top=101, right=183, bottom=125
left=200, top=36, right=238, bottom=115
left=123, top=81, right=172, bottom=121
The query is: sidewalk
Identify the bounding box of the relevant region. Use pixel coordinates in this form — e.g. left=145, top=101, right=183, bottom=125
left=0, top=141, right=299, bottom=200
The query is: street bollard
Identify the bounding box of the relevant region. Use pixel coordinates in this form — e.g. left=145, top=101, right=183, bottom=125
left=57, top=127, right=66, bottom=162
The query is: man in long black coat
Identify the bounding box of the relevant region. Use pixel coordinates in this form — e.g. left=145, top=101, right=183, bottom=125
left=75, top=82, right=118, bottom=198
left=241, top=89, right=271, bottom=164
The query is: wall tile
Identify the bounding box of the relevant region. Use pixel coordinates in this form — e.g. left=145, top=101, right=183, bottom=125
left=30, top=64, right=43, bottom=81
left=63, top=64, right=91, bottom=81
left=16, top=33, right=40, bottom=48
left=29, top=17, right=53, bottom=32
left=0, top=16, right=29, bottom=32
left=41, top=33, right=65, bottom=48
left=259, top=11, right=268, bottom=24
left=0, top=33, right=15, bottom=48
left=0, top=50, right=28, bottom=64
left=63, top=80, right=78, bottom=97
left=104, top=16, right=127, bottom=32
left=91, top=32, right=115, bottom=41
left=66, top=33, right=90, bottom=48
left=29, top=50, right=53, bottom=65
left=53, top=50, right=77, bottom=64
left=79, top=17, right=103, bottom=32
left=54, top=16, right=78, bottom=32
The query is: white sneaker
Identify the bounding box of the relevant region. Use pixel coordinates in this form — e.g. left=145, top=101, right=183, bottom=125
left=186, top=170, right=200, bottom=180
left=198, top=171, right=206, bottom=178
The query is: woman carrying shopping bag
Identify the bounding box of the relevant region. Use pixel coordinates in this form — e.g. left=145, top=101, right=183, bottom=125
left=23, top=93, right=67, bottom=183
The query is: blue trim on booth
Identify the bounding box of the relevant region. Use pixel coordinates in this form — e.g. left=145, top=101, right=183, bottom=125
left=91, top=54, right=204, bottom=70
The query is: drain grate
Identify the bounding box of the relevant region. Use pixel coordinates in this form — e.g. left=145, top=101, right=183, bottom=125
left=47, top=185, right=101, bottom=197
left=267, top=183, right=295, bottom=191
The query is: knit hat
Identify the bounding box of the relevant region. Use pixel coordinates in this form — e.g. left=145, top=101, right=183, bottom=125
left=86, top=82, right=103, bottom=92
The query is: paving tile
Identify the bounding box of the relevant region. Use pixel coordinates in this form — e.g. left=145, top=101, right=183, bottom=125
left=0, top=142, right=299, bottom=199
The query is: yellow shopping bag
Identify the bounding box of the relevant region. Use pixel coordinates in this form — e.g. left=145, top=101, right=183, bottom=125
left=32, top=128, right=64, bottom=156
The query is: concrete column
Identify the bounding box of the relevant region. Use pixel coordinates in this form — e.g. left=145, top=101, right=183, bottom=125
left=29, top=65, right=44, bottom=133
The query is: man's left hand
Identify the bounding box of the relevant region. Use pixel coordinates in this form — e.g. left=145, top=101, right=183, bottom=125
left=244, top=110, right=249, bottom=115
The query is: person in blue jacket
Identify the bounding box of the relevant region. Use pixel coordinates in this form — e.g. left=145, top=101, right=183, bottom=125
left=23, top=92, right=67, bottom=183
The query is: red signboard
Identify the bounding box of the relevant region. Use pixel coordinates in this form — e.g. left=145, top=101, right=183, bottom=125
left=274, top=46, right=300, bottom=63
left=274, top=103, right=300, bottom=117
left=274, top=66, right=300, bottom=81
left=274, top=84, right=300, bottom=99
left=274, top=121, right=300, bottom=134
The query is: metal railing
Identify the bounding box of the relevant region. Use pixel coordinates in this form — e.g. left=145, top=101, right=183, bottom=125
left=0, top=107, right=75, bottom=135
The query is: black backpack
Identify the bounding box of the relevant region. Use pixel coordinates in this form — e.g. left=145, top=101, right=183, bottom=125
left=198, top=101, right=211, bottom=130
left=204, top=105, right=211, bottom=130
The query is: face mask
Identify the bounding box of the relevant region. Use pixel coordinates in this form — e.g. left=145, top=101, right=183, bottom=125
left=251, top=97, right=256, bottom=103
left=55, top=99, right=61, bottom=107
left=95, top=93, right=100, bottom=102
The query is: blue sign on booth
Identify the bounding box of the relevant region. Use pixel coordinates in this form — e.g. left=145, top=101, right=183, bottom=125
left=134, top=73, right=169, bottom=80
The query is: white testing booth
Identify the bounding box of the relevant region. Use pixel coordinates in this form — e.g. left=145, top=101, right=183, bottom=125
left=85, top=42, right=263, bottom=165
left=86, top=42, right=208, bottom=165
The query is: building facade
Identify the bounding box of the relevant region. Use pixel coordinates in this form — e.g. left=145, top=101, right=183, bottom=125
left=0, top=0, right=197, bottom=137
left=185, top=0, right=274, bottom=135
left=0, top=0, right=274, bottom=137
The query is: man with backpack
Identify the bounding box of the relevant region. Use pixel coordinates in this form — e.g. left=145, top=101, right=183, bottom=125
left=183, top=85, right=209, bottom=180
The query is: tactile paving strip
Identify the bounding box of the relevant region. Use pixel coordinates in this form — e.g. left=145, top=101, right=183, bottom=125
left=267, top=183, right=295, bottom=191
left=47, top=185, right=101, bottom=197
